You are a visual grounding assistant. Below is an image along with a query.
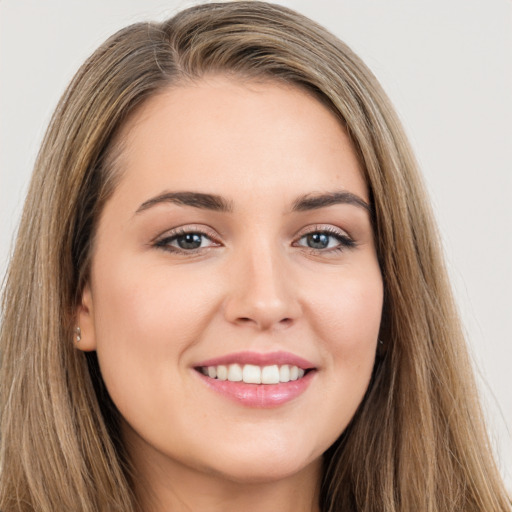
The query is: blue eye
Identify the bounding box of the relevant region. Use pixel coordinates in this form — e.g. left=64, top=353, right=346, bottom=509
left=173, top=233, right=206, bottom=250
left=296, top=229, right=355, bottom=251
left=154, top=226, right=354, bottom=255
left=302, top=233, right=334, bottom=249
left=155, top=229, right=218, bottom=253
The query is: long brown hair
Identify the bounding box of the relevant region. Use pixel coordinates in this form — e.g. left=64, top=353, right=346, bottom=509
left=1, top=2, right=509, bottom=511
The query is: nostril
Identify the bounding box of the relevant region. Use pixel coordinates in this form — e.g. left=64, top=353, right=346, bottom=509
left=235, top=316, right=293, bottom=328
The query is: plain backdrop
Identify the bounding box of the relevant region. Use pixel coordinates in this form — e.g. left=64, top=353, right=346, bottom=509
left=1, top=0, right=511, bottom=489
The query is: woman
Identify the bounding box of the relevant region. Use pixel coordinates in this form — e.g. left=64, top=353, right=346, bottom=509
left=0, top=2, right=509, bottom=511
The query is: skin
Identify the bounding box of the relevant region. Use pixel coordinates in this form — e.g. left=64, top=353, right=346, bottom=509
left=77, top=77, right=383, bottom=512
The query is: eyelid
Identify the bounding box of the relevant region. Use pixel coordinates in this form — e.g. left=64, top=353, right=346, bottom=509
left=151, top=223, right=356, bottom=255
left=292, top=224, right=356, bottom=252
left=152, top=224, right=222, bottom=252
left=294, top=224, right=352, bottom=241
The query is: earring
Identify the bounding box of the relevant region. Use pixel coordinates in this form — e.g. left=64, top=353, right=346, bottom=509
left=377, top=338, right=386, bottom=358
left=74, top=326, right=82, bottom=343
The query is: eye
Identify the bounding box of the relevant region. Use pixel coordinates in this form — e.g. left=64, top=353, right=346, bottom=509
left=154, top=227, right=220, bottom=253
left=295, top=227, right=355, bottom=252
left=171, top=233, right=211, bottom=250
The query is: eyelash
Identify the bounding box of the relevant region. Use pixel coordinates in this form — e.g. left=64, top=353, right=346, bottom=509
left=153, top=226, right=220, bottom=254
left=153, top=225, right=356, bottom=255
left=294, top=225, right=356, bottom=254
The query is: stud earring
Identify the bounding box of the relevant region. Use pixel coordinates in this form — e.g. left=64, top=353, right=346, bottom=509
left=376, top=338, right=387, bottom=358
left=74, top=326, right=82, bottom=343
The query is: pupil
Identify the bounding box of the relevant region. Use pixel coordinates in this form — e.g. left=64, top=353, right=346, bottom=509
left=177, top=233, right=202, bottom=249
left=307, top=233, right=329, bottom=249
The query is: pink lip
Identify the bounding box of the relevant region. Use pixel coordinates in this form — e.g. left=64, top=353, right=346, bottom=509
left=195, top=370, right=316, bottom=408
left=192, top=351, right=317, bottom=408
left=194, top=350, right=316, bottom=369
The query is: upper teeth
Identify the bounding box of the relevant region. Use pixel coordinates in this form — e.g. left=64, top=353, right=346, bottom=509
left=200, top=364, right=305, bottom=384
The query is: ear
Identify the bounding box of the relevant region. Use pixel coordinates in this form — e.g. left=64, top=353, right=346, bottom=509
left=75, top=282, right=97, bottom=352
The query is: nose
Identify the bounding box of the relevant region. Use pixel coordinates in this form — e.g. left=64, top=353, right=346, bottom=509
left=223, top=244, right=301, bottom=331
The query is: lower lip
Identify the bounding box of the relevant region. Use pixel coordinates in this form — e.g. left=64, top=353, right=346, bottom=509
left=195, top=370, right=315, bottom=408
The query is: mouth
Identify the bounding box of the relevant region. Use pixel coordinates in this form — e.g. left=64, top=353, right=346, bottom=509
left=193, top=351, right=316, bottom=407
left=196, top=363, right=310, bottom=384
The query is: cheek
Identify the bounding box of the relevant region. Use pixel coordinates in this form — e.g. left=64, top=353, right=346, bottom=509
left=89, top=258, right=221, bottom=406
left=310, top=269, right=383, bottom=350
left=93, top=256, right=219, bottom=343
left=307, top=266, right=383, bottom=397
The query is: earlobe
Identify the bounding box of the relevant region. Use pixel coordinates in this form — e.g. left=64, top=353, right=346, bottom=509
left=75, top=283, right=97, bottom=352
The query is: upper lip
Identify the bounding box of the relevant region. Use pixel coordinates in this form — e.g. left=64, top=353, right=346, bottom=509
left=194, top=351, right=316, bottom=370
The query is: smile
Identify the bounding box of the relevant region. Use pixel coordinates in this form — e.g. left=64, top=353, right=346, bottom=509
left=194, top=351, right=316, bottom=407
left=198, top=363, right=306, bottom=384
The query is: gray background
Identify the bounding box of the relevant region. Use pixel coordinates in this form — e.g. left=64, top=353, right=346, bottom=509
left=1, top=0, right=510, bottom=488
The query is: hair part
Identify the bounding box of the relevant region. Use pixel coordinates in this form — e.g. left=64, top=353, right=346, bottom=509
left=1, top=2, right=509, bottom=511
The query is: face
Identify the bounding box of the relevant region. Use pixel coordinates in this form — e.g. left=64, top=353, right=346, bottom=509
left=78, top=77, right=383, bottom=486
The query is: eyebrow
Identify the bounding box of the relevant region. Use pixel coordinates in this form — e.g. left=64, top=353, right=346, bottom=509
left=291, top=191, right=371, bottom=213
left=136, top=191, right=233, bottom=214
left=135, top=189, right=371, bottom=215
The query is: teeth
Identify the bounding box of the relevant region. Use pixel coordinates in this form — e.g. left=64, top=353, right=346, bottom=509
left=243, top=364, right=261, bottom=384
left=217, top=365, right=228, bottom=380
left=200, top=363, right=307, bottom=384
left=227, top=363, right=242, bottom=382
left=279, top=364, right=290, bottom=383
left=261, top=365, right=280, bottom=384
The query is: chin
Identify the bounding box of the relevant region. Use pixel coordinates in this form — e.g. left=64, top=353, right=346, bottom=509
left=200, top=442, right=323, bottom=485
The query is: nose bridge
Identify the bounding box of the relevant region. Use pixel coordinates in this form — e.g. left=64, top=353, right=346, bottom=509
left=223, top=234, right=300, bottom=330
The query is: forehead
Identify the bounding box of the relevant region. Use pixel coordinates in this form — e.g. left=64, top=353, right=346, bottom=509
left=108, top=76, right=367, bottom=210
